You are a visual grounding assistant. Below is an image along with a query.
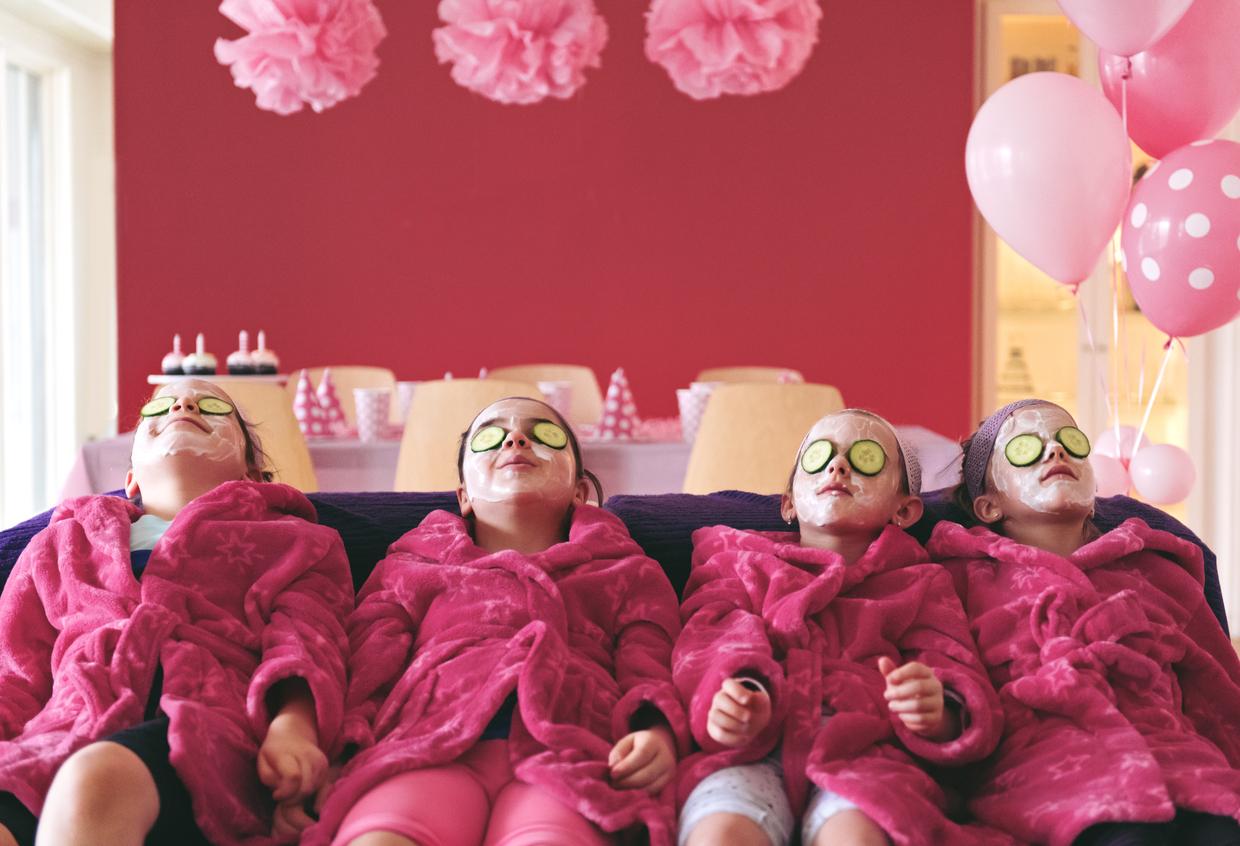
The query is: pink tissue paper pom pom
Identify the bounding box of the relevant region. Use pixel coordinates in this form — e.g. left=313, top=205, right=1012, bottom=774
left=214, top=0, right=387, bottom=115
left=433, top=0, right=608, bottom=105
left=645, top=0, right=821, bottom=100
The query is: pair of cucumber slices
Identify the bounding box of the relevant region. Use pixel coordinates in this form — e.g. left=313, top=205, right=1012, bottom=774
left=1004, top=426, right=1090, bottom=467
left=801, top=439, right=886, bottom=476
left=470, top=422, right=568, bottom=453
left=140, top=395, right=234, bottom=417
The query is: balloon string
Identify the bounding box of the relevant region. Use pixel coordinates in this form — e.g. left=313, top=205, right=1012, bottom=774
left=1110, top=234, right=1123, bottom=448
left=1138, top=340, right=1146, bottom=408
left=1133, top=341, right=1175, bottom=457
left=1121, top=59, right=1131, bottom=135
left=1077, top=295, right=1116, bottom=430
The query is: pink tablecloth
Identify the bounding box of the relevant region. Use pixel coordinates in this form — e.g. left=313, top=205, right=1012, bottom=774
left=62, top=426, right=961, bottom=499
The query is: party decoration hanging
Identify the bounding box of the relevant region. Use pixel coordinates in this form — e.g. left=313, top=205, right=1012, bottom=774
left=1129, top=443, right=1196, bottom=504
left=645, top=0, right=821, bottom=100
left=215, top=0, right=387, bottom=115
left=1056, top=0, right=1194, bottom=57
left=1098, top=0, right=1240, bottom=159
left=1121, top=139, right=1240, bottom=339
left=433, top=0, right=608, bottom=104
left=966, top=72, right=1131, bottom=289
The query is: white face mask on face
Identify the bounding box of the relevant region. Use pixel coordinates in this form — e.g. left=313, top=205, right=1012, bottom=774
left=130, top=384, right=249, bottom=484
left=791, top=413, right=903, bottom=533
left=461, top=400, right=577, bottom=507
left=989, top=405, right=1096, bottom=515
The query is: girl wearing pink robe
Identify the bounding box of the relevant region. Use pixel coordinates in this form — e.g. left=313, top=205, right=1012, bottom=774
left=0, top=380, right=351, bottom=846
left=308, top=397, right=689, bottom=846
left=675, top=410, right=1007, bottom=846
left=930, top=399, right=1240, bottom=846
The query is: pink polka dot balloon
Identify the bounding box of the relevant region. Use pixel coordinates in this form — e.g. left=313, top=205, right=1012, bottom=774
left=1121, top=139, right=1240, bottom=338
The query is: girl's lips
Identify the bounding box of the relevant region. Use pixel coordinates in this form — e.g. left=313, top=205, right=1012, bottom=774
left=1041, top=464, right=1078, bottom=482
left=161, top=416, right=208, bottom=433
left=816, top=482, right=852, bottom=496
left=499, top=455, right=536, bottom=469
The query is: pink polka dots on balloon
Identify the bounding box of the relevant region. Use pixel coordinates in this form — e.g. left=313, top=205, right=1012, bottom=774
left=1122, top=140, right=1240, bottom=337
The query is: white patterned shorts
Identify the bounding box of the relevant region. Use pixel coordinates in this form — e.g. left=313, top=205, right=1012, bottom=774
left=678, top=750, right=858, bottom=846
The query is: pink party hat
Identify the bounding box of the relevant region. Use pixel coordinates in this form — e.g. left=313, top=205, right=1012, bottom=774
left=598, top=367, right=640, bottom=440
left=293, top=369, right=328, bottom=438
left=316, top=368, right=348, bottom=436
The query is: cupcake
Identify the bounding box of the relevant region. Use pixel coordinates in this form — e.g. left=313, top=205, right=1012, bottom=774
left=227, top=330, right=256, bottom=375
left=161, top=334, right=185, bottom=375
left=252, top=330, right=280, bottom=375
left=181, top=333, right=218, bottom=376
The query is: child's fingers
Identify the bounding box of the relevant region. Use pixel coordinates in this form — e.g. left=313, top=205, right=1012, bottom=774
left=883, top=661, right=934, bottom=685
left=711, top=692, right=751, bottom=723
left=887, top=697, right=942, bottom=715
left=720, top=678, right=757, bottom=708
left=877, top=656, right=898, bottom=677
left=705, top=721, right=749, bottom=748
left=610, top=741, right=657, bottom=782
left=708, top=709, right=748, bottom=736
left=271, top=754, right=301, bottom=802
left=613, top=755, right=669, bottom=790
left=272, top=801, right=316, bottom=837
left=884, top=678, right=940, bottom=702
left=257, top=750, right=278, bottom=788
left=608, top=734, right=634, bottom=768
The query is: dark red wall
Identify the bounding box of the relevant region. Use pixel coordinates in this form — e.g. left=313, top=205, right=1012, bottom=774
left=115, top=0, right=976, bottom=435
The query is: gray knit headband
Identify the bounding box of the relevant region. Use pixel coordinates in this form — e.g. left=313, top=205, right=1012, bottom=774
left=963, top=399, right=1046, bottom=502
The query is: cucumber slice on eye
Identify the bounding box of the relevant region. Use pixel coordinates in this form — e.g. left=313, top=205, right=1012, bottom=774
left=800, top=439, right=835, bottom=474
left=531, top=421, right=568, bottom=450
left=140, top=396, right=175, bottom=417
left=470, top=425, right=505, bottom=453
left=197, top=397, right=234, bottom=415
left=1005, top=433, right=1044, bottom=467
left=1056, top=426, right=1090, bottom=459
left=847, top=440, right=887, bottom=476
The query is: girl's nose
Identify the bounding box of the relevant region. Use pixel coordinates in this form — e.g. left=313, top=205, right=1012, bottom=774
left=504, top=430, right=529, bottom=448
left=827, top=456, right=851, bottom=477
left=1045, top=441, right=1068, bottom=461
left=171, top=396, right=198, bottom=413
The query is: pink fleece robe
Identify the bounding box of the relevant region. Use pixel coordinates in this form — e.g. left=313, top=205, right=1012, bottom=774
left=307, top=505, right=690, bottom=846
left=0, top=481, right=352, bottom=846
left=929, top=518, right=1240, bottom=846
left=675, top=524, right=1008, bottom=846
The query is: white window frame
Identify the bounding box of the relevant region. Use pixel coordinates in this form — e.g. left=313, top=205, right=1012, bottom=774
left=0, top=2, right=114, bottom=524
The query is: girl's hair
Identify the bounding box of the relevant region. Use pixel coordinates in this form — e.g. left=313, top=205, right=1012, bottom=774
left=950, top=433, right=981, bottom=526
left=456, top=397, right=604, bottom=504
left=130, top=390, right=275, bottom=485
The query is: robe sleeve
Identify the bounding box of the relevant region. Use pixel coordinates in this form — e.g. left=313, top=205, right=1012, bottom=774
left=609, top=556, right=691, bottom=756
left=1173, top=594, right=1240, bottom=766
left=890, top=566, right=1002, bottom=766
left=245, top=526, right=354, bottom=757
left=0, top=533, right=59, bottom=740
left=674, top=550, right=785, bottom=754
left=337, top=555, right=426, bottom=753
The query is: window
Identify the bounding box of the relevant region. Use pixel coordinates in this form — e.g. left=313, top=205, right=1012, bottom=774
left=0, top=6, right=115, bottom=527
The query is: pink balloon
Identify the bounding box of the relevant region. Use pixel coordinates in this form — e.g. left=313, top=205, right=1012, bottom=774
left=1058, top=0, right=1194, bottom=57
left=1121, top=140, right=1240, bottom=338
left=1129, top=443, right=1196, bottom=504
left=1091, top=454, right=1132, bottom=497
left=1094, top=425, right=1152, bottom=462
left=1099, top=0, right=1240, bottom=159
left=967, top=73, right=1132, bottom=288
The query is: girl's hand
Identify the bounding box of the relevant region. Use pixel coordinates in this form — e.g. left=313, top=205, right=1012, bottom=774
left=707, top=678, right=772, bottom=748
left=879, top=657, right=954, bottom=739
left=609, top=725, right=676, bottom=793
left=258, top=710, right=328, bottom=807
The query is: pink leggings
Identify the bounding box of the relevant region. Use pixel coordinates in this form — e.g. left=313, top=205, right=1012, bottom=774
left=333, top=741, right=615, bottom=846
